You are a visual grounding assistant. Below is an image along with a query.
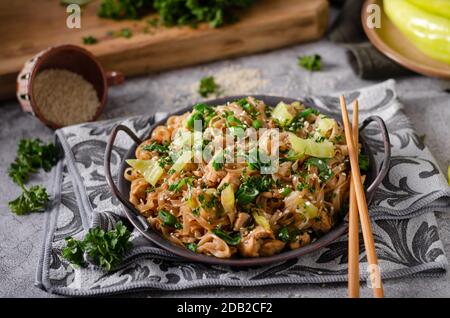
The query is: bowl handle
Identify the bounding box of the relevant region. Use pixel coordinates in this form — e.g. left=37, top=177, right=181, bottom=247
left=104, top=124, right=143, bottom=214
left=359, top=116, right=391, bottom=197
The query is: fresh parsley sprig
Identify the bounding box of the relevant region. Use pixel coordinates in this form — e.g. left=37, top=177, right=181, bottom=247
left=199, top=76, right=220, bottom=98
left=62, top=222, right=132, bottom=272
left=8, top=139, right=59, bottom=185
left=298, top=54, right=322, bottom=71
left=8, top=185, right=49, bottom=215
left=7, top=139, right=59, bottom=215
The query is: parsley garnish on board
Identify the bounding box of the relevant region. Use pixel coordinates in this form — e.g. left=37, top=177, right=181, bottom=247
left=7, top=139, right=59, bottom=215
left=119, top=27, right=133, bottom=38
left=61, top=0, right=92, bottom=5
left=82, top=35, right=98, bottom=45
left=298, top=54, right=322, bottom=71
left=98, top=0, right=154, bottom=20
left=97, top=0, right=256, bottom=27
left=62, top=221, right=132, bottom=272
left=154, top=0, right=256, bottom=28
left=198, top=76, right=220, bottom=98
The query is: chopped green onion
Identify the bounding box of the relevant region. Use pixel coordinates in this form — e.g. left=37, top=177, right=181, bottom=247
left=280, top=187, right=292, bottom=197
left=186, top=243, right=197, bottom=252
left=236, top=186, right=259, bottom=205
left=158, top=210, right=181, bottom=228
left=213, top=228, right=240, bottom=245
left=277, top=227, right=291, bottom=243
left=252, top=119, right=263, bottom=129
left=299, top=108, right=320, bottom=118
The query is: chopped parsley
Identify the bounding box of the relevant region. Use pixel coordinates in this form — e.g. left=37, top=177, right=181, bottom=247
left=299, top=108, right=320, bottom=118
left=158, top=156, right=173, bottom=168
left=252, top=119, right=263, bottom=129
left=62, top=221, right=132, bottom=272
left=280, top=187, right=292, bottom=197
left=158, top=210, right=182, bottom=229
left=359, top=154, right=369, bottom=171
left=298, top=54, right=322, bottom=71
left=199, top=76, right=219, bottom=97
left=296, top=182, right=314, bottom=193
left=191, top=207, right=200, bottom=216
left=8, top=185, right=49, bottom=215
left=246, top=149, right=273, bottom=172
left=119, top=27, right=133, bottom=38
left=7, top=138, right=59, bottom=215
left=98, top=0, right=153, bottom=20
left=315, top=136, right=326, bottom=143
left=305, top=157, right=333, bottom=183
left=198, top=193, right=220, bottom=210
left=8, top=139, right=59, bottom=185
left=185, top=242, right=197, bottom=253
left=277, top=227, right=301, bottom=243
left=143, top=142, right=169, bottom=154
left=236, top=175, right=275, bottom=205
left=186, top=103, right=216, bottom=131
left=168, top=177, right=193, bottom=192
left=83, top=35, right=98, bottom=45
left=236, top=98, right=259, bottom=118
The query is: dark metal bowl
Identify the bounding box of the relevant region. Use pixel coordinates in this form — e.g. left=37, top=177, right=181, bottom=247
left=105, top=95, right=391, bottom=267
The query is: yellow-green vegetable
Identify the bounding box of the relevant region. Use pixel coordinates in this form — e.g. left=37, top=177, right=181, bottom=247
left=252, top=211, right=271, bottom=232
left=288, top=133, right=334, bottom=158
left=448, top=166, right=450, bottom=186
left=221, top=184, right=235, bottom=214
left=384, top=0, right=450, bottom=65
left=407, top=0, right=450, bottom=19
left=303, top=201, right=319, bottom=219
left=272, top=102, right=294, bottom=127
left=316, top=116, right=335, bottom=137
left=126, top=159, right=164, bottom=186
left=285, top=191, right=318, bottom=219
left=170, top=151, right=192, bottom=173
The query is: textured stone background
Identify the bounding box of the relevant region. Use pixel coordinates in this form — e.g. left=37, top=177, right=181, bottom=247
left=1, top=37, right=449, bottom=297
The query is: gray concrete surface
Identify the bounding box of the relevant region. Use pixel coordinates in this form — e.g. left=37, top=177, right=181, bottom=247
left=0, top=39, right=449, bottom=298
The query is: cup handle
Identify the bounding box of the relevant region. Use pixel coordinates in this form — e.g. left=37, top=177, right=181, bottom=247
left=105, top=71, right=125, bottom=86
left=359, top=116, right=391, bottom=197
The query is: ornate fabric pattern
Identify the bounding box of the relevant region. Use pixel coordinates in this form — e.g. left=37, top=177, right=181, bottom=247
left=35, top=80, right=450, bottom=296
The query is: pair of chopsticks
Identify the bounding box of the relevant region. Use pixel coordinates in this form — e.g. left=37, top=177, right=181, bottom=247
left=340, top=96, right=384, bottom=298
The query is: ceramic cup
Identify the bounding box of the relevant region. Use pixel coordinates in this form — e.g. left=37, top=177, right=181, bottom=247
left=16, top=44, right=124, bottom=129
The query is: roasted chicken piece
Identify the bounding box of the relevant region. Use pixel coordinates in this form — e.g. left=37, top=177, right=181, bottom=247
left=238, top=226, right=273, bottom=257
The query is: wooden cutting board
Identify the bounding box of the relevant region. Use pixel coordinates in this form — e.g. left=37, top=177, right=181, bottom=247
left=0, top=0, right=329, bottom=101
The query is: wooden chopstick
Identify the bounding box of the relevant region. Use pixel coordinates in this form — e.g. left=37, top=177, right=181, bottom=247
left=348, top=100, right=360, bottom=298
left=340, top=96, right=384, bottom=298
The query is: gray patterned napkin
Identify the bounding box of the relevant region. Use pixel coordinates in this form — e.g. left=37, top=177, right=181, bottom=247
left=35, top=80, right=450, bottom=296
